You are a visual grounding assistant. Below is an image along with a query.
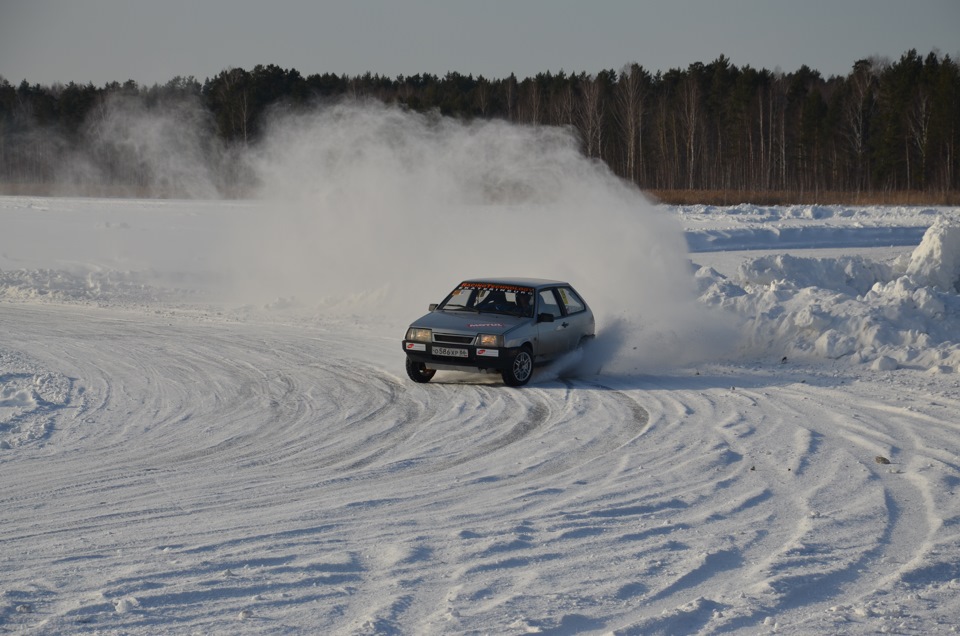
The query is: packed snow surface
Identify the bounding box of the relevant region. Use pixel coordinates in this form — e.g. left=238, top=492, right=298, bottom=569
left=1, top=108, right=960, bottom=634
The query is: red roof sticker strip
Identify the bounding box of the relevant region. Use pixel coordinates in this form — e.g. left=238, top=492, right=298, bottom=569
left=459, top=282, right=535, bottom=293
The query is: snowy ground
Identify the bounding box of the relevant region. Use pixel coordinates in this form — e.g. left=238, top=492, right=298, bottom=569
left=2, top=192, right=960, bottom=635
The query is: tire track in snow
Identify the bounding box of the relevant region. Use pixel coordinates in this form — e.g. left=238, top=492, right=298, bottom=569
left=619, top=369, right=959, bottom=634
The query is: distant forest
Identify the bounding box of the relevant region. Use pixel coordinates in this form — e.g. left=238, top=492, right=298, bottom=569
left=1, top=49, right=958, bottom=203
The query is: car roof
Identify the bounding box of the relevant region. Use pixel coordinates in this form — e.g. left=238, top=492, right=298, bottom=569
left=460, top=277, right=569, bottom=290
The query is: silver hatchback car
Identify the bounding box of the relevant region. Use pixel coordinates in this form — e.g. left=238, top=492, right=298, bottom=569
left=402, top=278, right=595, bottom=386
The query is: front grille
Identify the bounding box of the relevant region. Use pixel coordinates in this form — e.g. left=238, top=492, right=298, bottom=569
left=433, top=333, right=474, bottom=345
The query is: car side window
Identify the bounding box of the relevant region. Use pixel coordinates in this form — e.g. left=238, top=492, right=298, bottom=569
left=558, top=286, right=586, bottom=314
left=538, top=289, right=563, bottom=318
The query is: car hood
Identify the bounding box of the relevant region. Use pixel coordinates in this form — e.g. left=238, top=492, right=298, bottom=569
left=409, top=310, right=528, bottom=335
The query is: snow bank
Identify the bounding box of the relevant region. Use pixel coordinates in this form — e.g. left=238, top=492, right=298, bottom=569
left=0, top=269, right=150, bottom=303
left=905, top=216, right=960, bottom=292
left=698, top=217, right=960, bottom=371
left=737, top=253, right=893, bottom=297
left=679, top=202, right=946, bottom=227
left=681, top=204, right=943, bottom=252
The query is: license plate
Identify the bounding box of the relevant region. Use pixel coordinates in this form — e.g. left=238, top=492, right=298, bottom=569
left=433, top=346, right=468, bottom=358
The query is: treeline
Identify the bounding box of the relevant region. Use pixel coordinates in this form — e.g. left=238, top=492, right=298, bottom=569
left=1, top=49, right=958, bottom=200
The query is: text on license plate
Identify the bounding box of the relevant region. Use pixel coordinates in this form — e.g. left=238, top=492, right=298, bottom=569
left=433, top=346, right=468, bottom=358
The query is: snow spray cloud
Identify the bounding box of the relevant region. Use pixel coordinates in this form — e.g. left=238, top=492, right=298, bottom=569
left=43, top=93, right=225, bottom=199
left=227, top=100, right=735, bottom=373
left=82, top=94, right=224, bottom=198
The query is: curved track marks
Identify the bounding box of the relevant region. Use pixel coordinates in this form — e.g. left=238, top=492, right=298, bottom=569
left=1, top=304, right=958, bottom=634
left=0, top=305, right=654, bottom=633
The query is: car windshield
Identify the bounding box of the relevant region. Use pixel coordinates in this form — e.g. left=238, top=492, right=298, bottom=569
left=438, top=283, right=535, bottom=317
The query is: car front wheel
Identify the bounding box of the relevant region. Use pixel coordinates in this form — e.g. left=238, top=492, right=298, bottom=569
left=502, top=346, right=534, bottom=386
left=406, top=358, right=436, bottom=383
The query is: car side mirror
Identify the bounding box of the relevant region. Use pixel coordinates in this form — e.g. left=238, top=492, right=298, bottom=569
left=537, top=313, right=555, bottom=323
left=429, top=303, right=438, bottom=311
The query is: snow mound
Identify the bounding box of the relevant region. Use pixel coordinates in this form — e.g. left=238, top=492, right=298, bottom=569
left=905, top=217, right=960, bottom=292
left=699, top=217, right=960, bottom=371
left=737, top=254, right=892, bottom=297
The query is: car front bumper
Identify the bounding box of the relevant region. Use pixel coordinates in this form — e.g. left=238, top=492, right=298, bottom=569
left=402, top=340, right=518, bottom=372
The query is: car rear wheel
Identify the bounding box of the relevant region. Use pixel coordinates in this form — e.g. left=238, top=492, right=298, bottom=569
left=406, top=358, right=436, bottom=383
left=502, top=346, right=533, bottom=386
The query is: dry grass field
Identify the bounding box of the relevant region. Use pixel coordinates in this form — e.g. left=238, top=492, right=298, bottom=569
left=3, top=183, right=959, bottom=207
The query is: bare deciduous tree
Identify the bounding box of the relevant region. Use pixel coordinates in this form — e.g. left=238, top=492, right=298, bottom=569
left=907, top=89, right=931, bottom=189
left=615, top=64, right=648, bottom=184
left=577, top=74, right=604, bottom=158
left=678, top=73, right=701, bottom=189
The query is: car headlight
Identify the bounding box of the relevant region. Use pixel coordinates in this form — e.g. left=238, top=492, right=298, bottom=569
left=406, top=327, right=432, bottom=343
left=476, top=334, right=502, bottom=347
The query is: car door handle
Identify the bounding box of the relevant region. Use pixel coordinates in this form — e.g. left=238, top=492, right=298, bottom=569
left=561, top=322, right=569, bottom=328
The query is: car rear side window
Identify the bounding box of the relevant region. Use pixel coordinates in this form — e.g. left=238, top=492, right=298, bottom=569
left=558, top=287, right=586, bottom=314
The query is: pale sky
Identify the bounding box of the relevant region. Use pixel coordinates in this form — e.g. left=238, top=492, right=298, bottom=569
left=1, top=0, right=958, bottom=87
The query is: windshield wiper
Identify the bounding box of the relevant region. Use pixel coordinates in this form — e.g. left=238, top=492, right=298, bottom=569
left=442, top=304, right=480, bottom=312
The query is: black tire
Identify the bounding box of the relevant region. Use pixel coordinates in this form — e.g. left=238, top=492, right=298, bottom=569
left=406, top=358, right=436, bottom=383
left=502, top=346, right=534, bottom=387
